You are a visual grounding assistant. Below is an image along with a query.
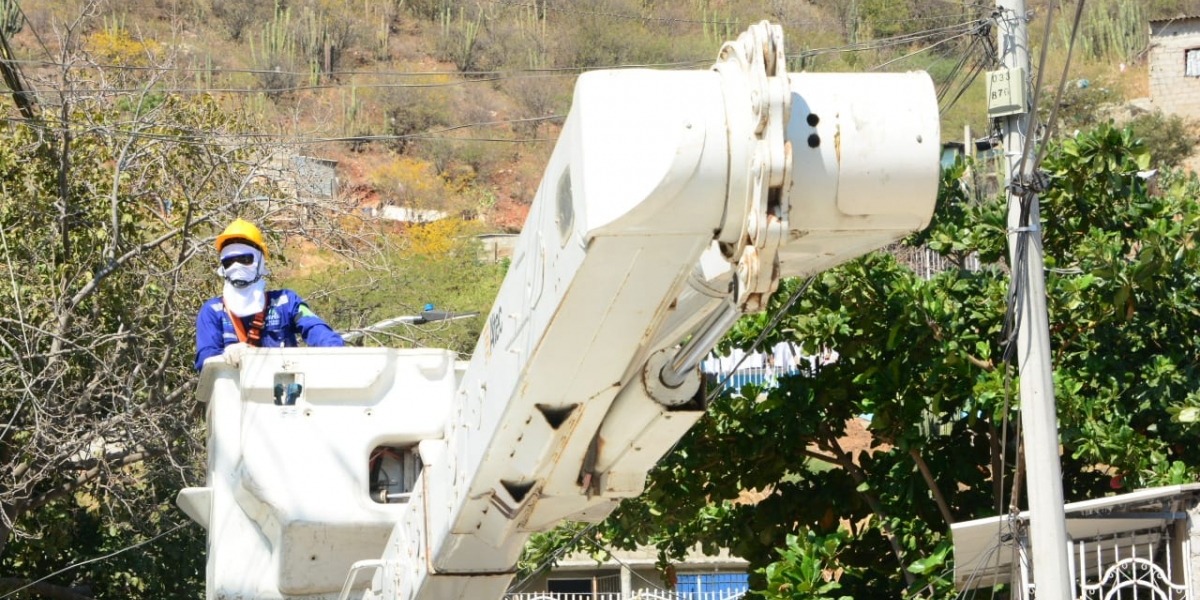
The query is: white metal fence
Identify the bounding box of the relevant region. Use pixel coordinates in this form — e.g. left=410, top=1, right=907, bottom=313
left=1075, top=529, right=1191, bottom=600
left=713, top=365, right=799, bottom=391
left=503, top=591, right=746, bottom=600
left=887, top=244, right=982, bottom=280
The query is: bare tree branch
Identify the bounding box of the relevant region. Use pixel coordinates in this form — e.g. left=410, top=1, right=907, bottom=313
left=24, top=452, right=151, bottom=514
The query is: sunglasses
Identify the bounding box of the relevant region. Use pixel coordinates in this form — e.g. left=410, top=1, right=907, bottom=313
left=221, top=254, right=255, bottom=269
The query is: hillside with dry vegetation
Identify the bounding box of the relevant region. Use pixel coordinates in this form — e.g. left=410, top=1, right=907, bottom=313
left=4, top=0, right=1192, bottom=236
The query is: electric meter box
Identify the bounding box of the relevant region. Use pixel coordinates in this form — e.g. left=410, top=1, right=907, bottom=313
left=987, top=68, right=1027, bottom=117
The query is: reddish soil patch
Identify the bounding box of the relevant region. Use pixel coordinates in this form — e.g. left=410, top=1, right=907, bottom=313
left=838, top=417, right=886, bottom=459
left=489, top=198, right=530, bottom=232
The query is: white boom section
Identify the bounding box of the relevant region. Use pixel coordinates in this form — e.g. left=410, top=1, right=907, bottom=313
left=369, top=24, right=939, bottom=600
left=177, top=21, right=940, bottom=600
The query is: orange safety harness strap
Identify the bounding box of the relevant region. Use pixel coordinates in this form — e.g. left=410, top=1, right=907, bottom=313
left=225, top=303, right=269, bottom=347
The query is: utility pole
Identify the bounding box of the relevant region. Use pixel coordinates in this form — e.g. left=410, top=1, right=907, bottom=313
left=990, top=1, right=1072, bottom=598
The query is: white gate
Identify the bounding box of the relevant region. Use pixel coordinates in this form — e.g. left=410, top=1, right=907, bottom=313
left=1075, top=528, right=1191, bottom=600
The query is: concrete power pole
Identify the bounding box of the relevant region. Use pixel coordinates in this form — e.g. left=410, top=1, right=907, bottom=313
left=989, top=1, right=1072, bottom=598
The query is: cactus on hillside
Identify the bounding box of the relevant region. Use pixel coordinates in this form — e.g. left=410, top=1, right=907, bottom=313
left=0, top=0, right=23, bottom=37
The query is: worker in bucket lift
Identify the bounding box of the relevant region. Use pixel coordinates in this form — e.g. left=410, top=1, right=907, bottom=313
left=194, top=218, right=344, bottom=370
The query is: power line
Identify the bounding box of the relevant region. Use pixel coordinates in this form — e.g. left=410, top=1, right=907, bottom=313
left=0, top=112, right=563, bottom=147
left=0, top=21, right=991, bottom=153
left=506, top=522, right=602, bottom=594
left=935, top=34, right=982, bottom=101
left=706, top=276, right=816, bottom=404
left=0, top=13, right=991, bottom=151
left=931, top=21, right=997, bottom=115
left=1034, top=0, right=1087, bottom=169
left=483, top=0, right=736, bottom=25
left=0, top=18, right=987, bottom=108
left=939, top=52, right=989, bottom=116
left=576, top=534, right=680, bottom=593
left=6, top=75, right=572, bottom=95
left=8, top=0, right=54, bottom=67
left=927, top=0, right=996, bottom=11
left=486, top=0, right=988, bottom=29
left=0, top=17, right=986, bottom=86
left=0, top=521, right=192, bottom=600
left=3, top=56, right=713, bottom=77
left=794, top=19, right=988, bottom=61
left=868, top=27, right=980, bottom=71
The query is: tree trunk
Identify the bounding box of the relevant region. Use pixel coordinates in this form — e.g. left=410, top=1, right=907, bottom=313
left=1009, top=439, right=1026, bottom=514
left=909, top=447, right=954, bottom=525
left=988, top=418, right=1005, bottom=515
left=822, top=427, right=917, bottom=587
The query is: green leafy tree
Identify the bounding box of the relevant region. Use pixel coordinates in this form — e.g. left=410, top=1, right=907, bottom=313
left=759, top=532, right=855, bottom=600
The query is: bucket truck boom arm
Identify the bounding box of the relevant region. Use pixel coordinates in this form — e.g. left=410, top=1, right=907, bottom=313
left=177, top=21, right=940, bottom=600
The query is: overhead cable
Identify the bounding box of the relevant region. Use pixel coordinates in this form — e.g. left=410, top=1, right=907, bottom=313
left=0, top=18, right=987, bottom=87
left=483, top=0, right=985, bottom=28
left=0, top=113, right=564, bottom=146
left=0, top=521, right=192, bottom=600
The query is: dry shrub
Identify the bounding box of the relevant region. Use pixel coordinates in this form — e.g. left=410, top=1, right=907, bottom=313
left=293, top=0, right=364, bottom=75
left=211, top=0, right=273, bottom=41
left=503, top=74, right=569, bottom=137
left=86, top=22, right=162, bottom=88
left=374, top=71, right=455, bottom=153
left=477, top=6, right=551, bottom=72
left=371, top=155, right=453, bottom=211
left=404, top=217, right=484, bottom=257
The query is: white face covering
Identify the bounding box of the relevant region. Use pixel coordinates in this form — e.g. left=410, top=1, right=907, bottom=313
left=219, top=243, right=268, bottom=317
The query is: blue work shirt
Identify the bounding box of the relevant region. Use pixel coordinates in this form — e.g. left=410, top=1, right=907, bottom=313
left=194, top=289, right=345, bottom=370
